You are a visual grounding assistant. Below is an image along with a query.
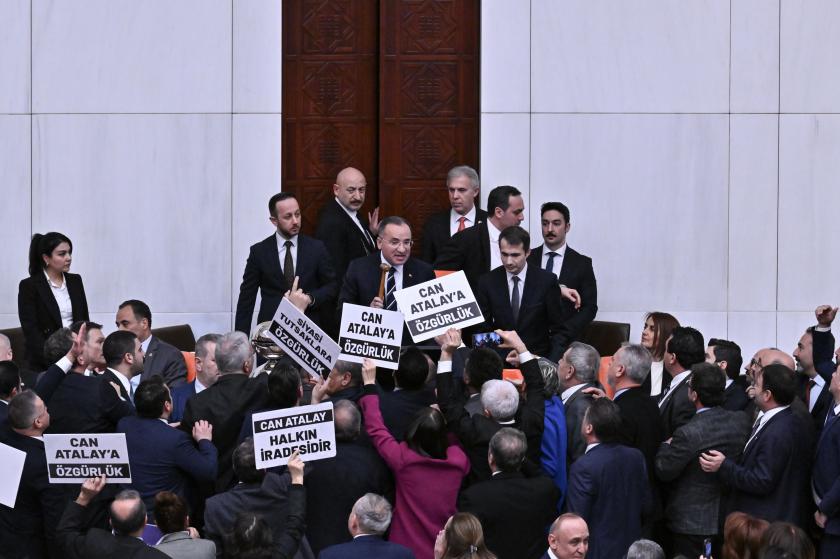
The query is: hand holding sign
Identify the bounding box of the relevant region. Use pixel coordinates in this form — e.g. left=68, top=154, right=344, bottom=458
left=76, top=474, right=107, bottom=506
left=287, top=451, right=305, bottom=484
left=361, top=358, right=377, bottom=386
left=435, top=328, right=462, bottom=358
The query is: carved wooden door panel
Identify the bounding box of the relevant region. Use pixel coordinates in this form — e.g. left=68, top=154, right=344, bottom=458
left=283, top=0, right=480, bottom=247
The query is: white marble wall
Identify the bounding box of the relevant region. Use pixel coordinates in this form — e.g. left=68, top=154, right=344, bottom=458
left=480, top=0, right=840, bottom=363
left=2, top=1, right=839, bottom=362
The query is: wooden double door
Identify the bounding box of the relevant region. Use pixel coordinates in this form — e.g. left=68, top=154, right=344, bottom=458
left=282, top=0, right=480, bottom=250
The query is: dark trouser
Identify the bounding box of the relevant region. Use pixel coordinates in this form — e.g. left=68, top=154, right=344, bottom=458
left=821, top=533, right=840, bottom=559
left=671, top=532, right=715, bottom=559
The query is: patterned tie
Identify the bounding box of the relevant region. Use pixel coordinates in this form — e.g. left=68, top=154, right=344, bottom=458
left=385, top=268, right=397, bottom=311
left=510, top=276, right=521, bottom=323
left=545, top=251, right=558, bottom=276
left=457, top=216, right=467, bottom=232
left=283, top=240, right=295, bottom=287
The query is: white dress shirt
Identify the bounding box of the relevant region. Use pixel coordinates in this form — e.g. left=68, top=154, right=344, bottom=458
left=648, top=361, right=665, bottom=397
left=195, top=377, right=208, bottom=394
left=276, top=232, right=298, bottom=271
left=659, top=370, right=690, bottom=408
left=506, top=264, right=527, bottom=306
left=44, top=271, right=73, bottom=327
left=744, top=405, right=790, bottom=449
left=808, top=374, right=826, bottom=413
left=541, top=243, right=567, bottom=278
left=449, top=206, right=477, bottom=236
left=487, top=220, right=502, bottom=270
left=561, top=383, right=587, bottom=404
left=108, top=368, right=132, bottom=401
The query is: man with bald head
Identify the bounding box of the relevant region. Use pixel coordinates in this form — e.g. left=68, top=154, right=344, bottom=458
left=316, top=167, right=380, bottom=285
left=544, top=513, right=590, bottom=559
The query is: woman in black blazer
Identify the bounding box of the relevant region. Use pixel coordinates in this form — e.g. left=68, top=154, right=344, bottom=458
left=17, top=232, right=89, bottom=370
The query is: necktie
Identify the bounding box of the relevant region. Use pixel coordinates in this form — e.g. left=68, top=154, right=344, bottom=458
left=457, top=216, right=467, bottom=232
left=744, top=414, right=762, bottom=449
left=545, top=251, right=558, bottom=275
left=511, top=276, right=521, bottom=322
left=283, top=240, right=295, bottom=286
left=385, top=268, right=397, bottom=311
left=806, top=379, right=816, bottom=411
left=358, top=216, right=374, bottom=252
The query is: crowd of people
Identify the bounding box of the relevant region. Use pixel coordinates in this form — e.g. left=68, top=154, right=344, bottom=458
left=0, top=165, right=837, bottom=559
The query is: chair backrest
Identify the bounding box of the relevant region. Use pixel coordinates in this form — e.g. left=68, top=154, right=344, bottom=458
left=0, top=327, right=26, bottom=367
left=581, top=320, right=631, bottom=358
left=597, top=356, right=615, bottom=399
left=182, top=351, right=196, bottom=383
left=150, top=324, right=196, bottom=352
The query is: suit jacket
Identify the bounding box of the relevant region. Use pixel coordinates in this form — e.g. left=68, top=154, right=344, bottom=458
left=655, top=407, right=751, bottom=535
left=718, top=406, right=814, bottom=526
left=566, top=444, right=652, bottom=559
left=723, top=377, right=751, bottom=412
left=153, top=531, right=216, bottom=559
left=180, top=373, right=269, bottom=492
left=235, top=233, right=338, bottom=334
left=527, top=245, right=598, bottom=350
left=475, top=265, right=566, bottom=361
left=421, top=208, right=488, bottom=264
left=640, top=362, right=671, bottom=400
left=18, top=272, right=89, bottom=370
left=813, top=329, right=836, bottom=382
left=0, top=426, right=66, bottom=559
left=141, top=336, right=187, bottom=388
left=615, top=387, right=664, bottom=485
left=204, top=476, right=311, bottom=559
left=458, top=471, right=559, bottom=559
left=117, top=415, right=217, bottom=511
left=319, top=535, right=415, bottom=559
left=434, top=221, right=491, bottom=290
left=659, top=373, right=694, bottom=440
left=315, top=199, right=376, bottom=285
left=305, top=440, right=393, bottom=555
left=379, top=388, right=435, bottom=441
left=0, top=400, right=7, bottom=425
left=564, top=384, right=596, bottom=464
left=169, top=380, right=196, bottom=424
left=814, top=408, right=840, bottom=535
left=797, top=373, right=834, bottom=434
left=56, top=500, right=169, bottom=559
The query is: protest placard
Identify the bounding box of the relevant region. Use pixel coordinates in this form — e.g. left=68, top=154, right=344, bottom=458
left=43, top=433, right=131, bottom=483
left=0, top=442, right=26, bottom=507
left=392, top=270, right=484, bottom=342
left=252, top=402, right=336, bottom=469
left=338, top=304, right=404, bottom=369
left=266, top=298, right=341, bottom=379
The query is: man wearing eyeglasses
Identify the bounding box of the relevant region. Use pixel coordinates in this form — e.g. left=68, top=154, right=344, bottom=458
left=337, top=216, right=435, bottom=343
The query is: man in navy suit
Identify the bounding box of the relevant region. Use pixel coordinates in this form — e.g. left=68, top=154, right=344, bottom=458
left=814, top=361, right=840, bottom=558
left=236, top=192, right=338, bottom=335
left=542, top=513, right=589, bottom=559
left=700, top=363, right=813, bottom=527
left=0, top=360, right=22, bottom=424
left=169, top=333, right=222, bottom=424
left=527, top=202, right=597, bottom=352
left=118, top=376, right=217, bottom=512
left=476, top=226, right=575, bottom=362
left=794, top=326, right=834, bottom=433
left=116, top=300, right=187, bottom=389
left=319, top=493, right=414, bottom=559
left=706, top=338, right=751, bottom=412
left=566, top=398, right=652, bottom=559
left=659, top=327, right=705, bottom=439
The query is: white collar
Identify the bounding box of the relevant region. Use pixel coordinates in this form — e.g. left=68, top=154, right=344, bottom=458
left=669, top=370, right=691, bottom=390
left=834, top=402, right=840, bottom=416
left=486, top=220, right=502, bottom=241
left=195, top=377, right=208, bottom=393
left=506, top=263, right=527, bottom=283
left=811, top=374, right=826, bottom=388
left=43, top=269, right=66, bottom=289
left=546, top=549, right=560, bottom=559
left=757, top=405, right=789, bottom=426
left=561, top=383, right=586, bottom=403
left=380, top=252, right=404, bottom=274
left=108, top=368, right=132, bottom=397
left=140, top=335, right=152, bottom=354
left=275, top=231, right=298, bottom=246
left=613, top=388, right=630, bottom=400
left=451, top=205, right=477, bottom=225
left=543, top=243, right=567, bottom=258
left=585, top=442, right=600, bottom=454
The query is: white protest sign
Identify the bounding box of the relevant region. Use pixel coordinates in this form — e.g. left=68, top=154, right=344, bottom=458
left=43, top=433, right=131, bottom=483
left=338, top=304, right=404, bottom=369
left=267, top=298, right=341, bottom=379
left=392, top=270, right=484, bottom=342
left=0, top=442, right=26, bottom=507
left=252, top=402, right=336, bottom=468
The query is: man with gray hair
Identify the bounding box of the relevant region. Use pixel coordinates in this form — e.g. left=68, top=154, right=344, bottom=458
left=422, top=165, right=487, bottom=263
left=0, top=332, right=13, bottom=361
left=458, top=428, right=558, bottom=559
left=558, top=341, right=601, bottom=463
left=626, top=539, right=665, bottom=559
left=320, top=493, right=414, bottom=558
left=169, top=332, right=222, bottom=423
left=180, top=331, right=269, bottom=491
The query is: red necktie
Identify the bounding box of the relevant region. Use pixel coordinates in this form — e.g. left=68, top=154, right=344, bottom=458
left=457, top=216, right=466, bottom=232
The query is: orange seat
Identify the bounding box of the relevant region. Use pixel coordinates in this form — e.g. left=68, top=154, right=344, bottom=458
left=502, top=368, right=523, bottom=385
left=182, top=351, right=196, bottom=383
left=597, top=356, right=615, bottom=399
left=434, top=269, right=456, bottom=278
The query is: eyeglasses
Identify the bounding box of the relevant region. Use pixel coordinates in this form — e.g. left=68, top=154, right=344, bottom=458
left=380, top=239, right=413, bottom=248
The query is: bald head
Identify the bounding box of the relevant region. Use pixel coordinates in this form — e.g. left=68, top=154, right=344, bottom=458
left=763, top=348, right=795, bottom=370
left=334, top=167, right=367, bottom=212
left=549, top=514, right=589, bottom=559
left=0, top=333, right=11, bottom=361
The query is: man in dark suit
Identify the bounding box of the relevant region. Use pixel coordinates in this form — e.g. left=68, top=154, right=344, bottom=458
left=319, top=493, right=414, bottom=559
left=543, top=513, right=590, bottom=559
left=169, top=333, right=221, bottom=424
left=655, top=363, right=751, bottom=558
left=0, top=390, right=66, bottom=558
left=707, top=338, right=751, bottom=412
left=476, top=226, right=569, bottom=362
left=566, top=399, right=652, bottom=559
left=57, top=476, right=169, bottom=559
left=379, top=347, right=435, bottom=440
left=527, top=202, right=597, bottom=352
left=794, top=327, right=834, bottom=433
left=180, top=331, right=269, bottom=492
left=557, top=341, right=600, bottom=463
left=458, top=428, right=559, bottom=559
left=700, top=363, right=814, bottom=527
left=337, top=216, right=435, bottom=343
left=812, top=304, right=838, bottom=380
left=310, top=360, right=365, bottom=405
left=315, top=167, right=378, bottom=285
left=421, top=165, right=488, bottom=264
left=116, top=299, right=187, bottom=388
left=659, top=326, right=705, bottom=439
left=0, top=360, right=22, bottom=424
left=435, top=185, right=525, bottom=290
left=814, top=363, right=840, bottom=558
left=118, top=377, right=217, bottom=512
left=306, top=400, right=393, bottom=555
left=236, top=192, right=338, bottom=335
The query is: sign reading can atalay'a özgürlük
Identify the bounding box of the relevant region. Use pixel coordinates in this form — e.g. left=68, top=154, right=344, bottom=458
left=266, top=297, right=341, bottom=379
left=392, top=270, right=484, bottom=342
left=43, top=433, right=131, bottom=483
left=252, top=402, right=336, bottom=468
left=338, top=303, right=404, bottom=369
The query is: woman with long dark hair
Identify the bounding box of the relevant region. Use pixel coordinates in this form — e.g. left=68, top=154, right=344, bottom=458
left=358, top=358, right=470, bottom=559
left=18, top=232, right=89, bottom=370
left=639, top=311, right=680, bottom=398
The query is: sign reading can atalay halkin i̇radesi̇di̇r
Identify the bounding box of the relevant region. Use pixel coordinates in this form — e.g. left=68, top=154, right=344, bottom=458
left=252, top=402, right=337, bottom=469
